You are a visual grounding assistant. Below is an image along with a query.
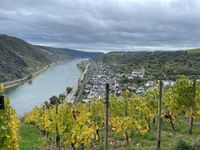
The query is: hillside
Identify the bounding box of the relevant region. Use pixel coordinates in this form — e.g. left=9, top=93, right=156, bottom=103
left=0, top=35, right=70, bottom=83
left=37, top=46, right=103, bottom=59
left=187, top=48, right=200, bottom=53
left=0, top=35, right=102, bottom=83
left=60, top=48, right=103, bottom=59
left=96, top=50, right=200, bottom=79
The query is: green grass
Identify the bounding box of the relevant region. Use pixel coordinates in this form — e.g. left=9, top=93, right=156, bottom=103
left=19, top=123, right=49, bottom=150
left=124, top=123, right=200, bottom=150
left=94, top=122, right=200, bottom=150
left=187, top=48, right=200, bottom=53
left=19, top=122, right=200, bottom=150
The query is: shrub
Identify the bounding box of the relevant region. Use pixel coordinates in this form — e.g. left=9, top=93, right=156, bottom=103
left=173, top=140, right=193, bottom=150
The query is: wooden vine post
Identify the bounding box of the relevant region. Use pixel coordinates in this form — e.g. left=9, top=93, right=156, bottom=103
left=157, top=80, right=163, bottom=149
left=56, top=98, right=60, bottom=148
left=104, top=83, right=109, bottom=150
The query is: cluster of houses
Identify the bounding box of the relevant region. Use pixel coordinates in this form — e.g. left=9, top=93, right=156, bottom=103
left=82, top=62, right=175, bottom=101
left=83, top=63, right=146, bottom=100
left=84, top=63, right=115, bottom=100
left=135, top=80, right=175, bottom=94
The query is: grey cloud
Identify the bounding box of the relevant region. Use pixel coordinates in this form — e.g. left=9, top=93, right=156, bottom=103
left=0, top=0, right=200, bottom=52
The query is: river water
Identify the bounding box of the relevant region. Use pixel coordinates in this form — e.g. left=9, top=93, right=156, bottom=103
left=5, top=59, right=83, bottom=116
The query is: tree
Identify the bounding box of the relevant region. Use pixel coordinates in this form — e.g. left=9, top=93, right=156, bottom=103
left=59, top=94, right=66, bottom=102
left=44, top=101, right=50, bottom=108
left=66, top=87, right=73, bottom=94
left=49, top=96, right=59, bottom=105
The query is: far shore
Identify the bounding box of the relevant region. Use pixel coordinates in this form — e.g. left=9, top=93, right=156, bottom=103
left=3, top=62, right=55, bottom=90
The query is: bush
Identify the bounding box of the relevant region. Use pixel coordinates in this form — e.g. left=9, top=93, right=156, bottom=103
left=49, top=96, right=59, bottom=105
left=172, top=140, right=194, bottom=150
left=193, top=143, right=200, bottom=150
left=66, top=87, right=73, bottom=94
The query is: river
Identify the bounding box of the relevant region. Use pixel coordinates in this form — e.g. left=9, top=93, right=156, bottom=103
left=5, top=59, right=84, bottom=116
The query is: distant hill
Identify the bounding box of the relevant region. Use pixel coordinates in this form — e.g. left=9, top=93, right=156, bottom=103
left=96, top=50, right=200, bottom=79
left=60, top=48, right=103, bottom=59
left=37, top=46, right=103, bottom=59
left=187, top=48, right=200, bottom=53
left=0, top=35, right=102, bottom=83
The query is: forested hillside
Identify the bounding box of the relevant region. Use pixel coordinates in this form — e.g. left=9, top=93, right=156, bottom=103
left=0, top=35, right=69, bottom=83
left=60, top=48, right=103, bottom=59
left=0, top=35, right=102, bottom=83
left=96, top=50, right=200, bottom=79
left=37, top=46, right=103, bottom=59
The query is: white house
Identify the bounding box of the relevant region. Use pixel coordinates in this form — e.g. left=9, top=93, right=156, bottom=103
left=136, top=86, right=145, bottom=94
left=132, top=69, right=145, bottom=78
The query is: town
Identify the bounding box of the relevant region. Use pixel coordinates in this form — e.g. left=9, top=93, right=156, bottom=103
left=77, top=61, right=175, bottom=102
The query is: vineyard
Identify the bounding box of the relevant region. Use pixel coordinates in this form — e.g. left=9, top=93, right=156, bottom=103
left=0, top=84, right=20, bottom=150
left=1, top=76, right=200, bottom=149
left=23, top=76, right=200, bottom=149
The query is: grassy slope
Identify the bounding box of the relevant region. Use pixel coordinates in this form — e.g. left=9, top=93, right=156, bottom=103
left=19, top=123, right=49, bottom=150
left=187, top=48, right=200, bottom=53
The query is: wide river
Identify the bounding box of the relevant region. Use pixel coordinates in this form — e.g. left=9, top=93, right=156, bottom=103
left=5, top=59, right=83, bottom=116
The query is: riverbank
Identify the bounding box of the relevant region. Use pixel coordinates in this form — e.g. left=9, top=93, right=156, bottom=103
left=4, top=63, right=55, bottom=89
left=65, top=62, right=90, bottom=102
left=6, top=59, right=83, bottom=115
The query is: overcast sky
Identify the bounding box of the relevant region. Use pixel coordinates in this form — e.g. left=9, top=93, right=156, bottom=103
left=0, top=0, right=200, bottom=52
